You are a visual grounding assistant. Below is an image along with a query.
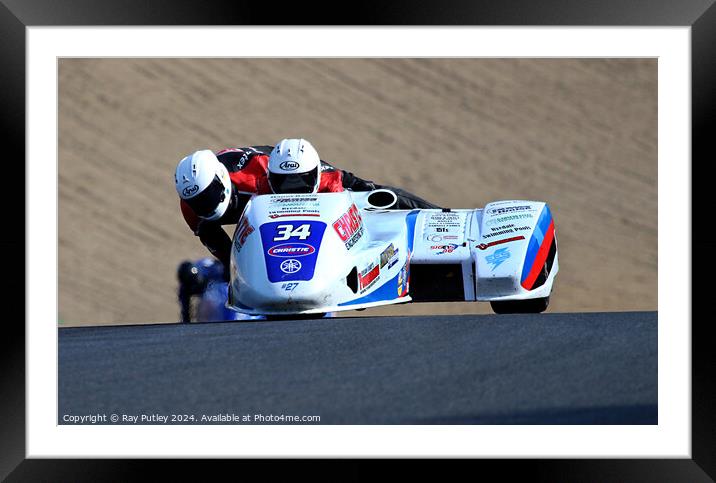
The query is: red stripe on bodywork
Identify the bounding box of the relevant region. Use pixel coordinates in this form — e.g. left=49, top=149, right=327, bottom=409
left=521, top=221, right=555, bottom=290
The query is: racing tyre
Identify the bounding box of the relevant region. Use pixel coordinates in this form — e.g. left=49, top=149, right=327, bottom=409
left=490, top=296, right=549, bottom=314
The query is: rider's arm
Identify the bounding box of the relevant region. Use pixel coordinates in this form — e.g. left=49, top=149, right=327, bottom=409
left=317, top=159, right=378, bottom=192
left=340, top=169, right=378, bottom=192
left=180, top=200, right=232, bottom=278
left=324, top=161, right=442, bottom=209
left=196, top=224, right=232, bottom=278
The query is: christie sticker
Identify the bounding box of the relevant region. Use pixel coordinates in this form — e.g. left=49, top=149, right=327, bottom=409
left=268, top=243, right=316, bottom=257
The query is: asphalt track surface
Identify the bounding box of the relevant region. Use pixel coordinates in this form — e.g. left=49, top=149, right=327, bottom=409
left=59, top=312, right=657, bottom=424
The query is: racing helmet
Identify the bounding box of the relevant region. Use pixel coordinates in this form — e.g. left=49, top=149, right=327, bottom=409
left=268, top=138, right=321, bottom=194
left=174, top=150, right=232, bottom=221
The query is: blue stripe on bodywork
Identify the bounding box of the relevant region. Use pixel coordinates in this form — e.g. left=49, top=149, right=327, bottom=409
left=338, top=270, right=402, bottom=306
left=521, top=205, right=553, bottom=283
left=338, top=210, right=420, bottom=307
left=405, top=209, right=420, bottom=254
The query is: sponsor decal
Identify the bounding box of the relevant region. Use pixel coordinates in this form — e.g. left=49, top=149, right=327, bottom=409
left=279, top=259, right=302, bottom=274
left=268, top=195, right=320, bottom=219
left=489, top=224, right=514, bottom=232
left=268, top=243, right=315, bottom=257
left=487, top=205, right=536, bottom=215
left=485, top=213, right=534, bottom=225
left=333, top=204, right=364, bottom=250
left=279, top=160, right=300, bottom=171
left=268, top=213, right=320, bottom=219
left=234, top=217, right=255, bottom=251
left=486, top=247, right=511, bottom=270
left=397, top=261, right=409, bottom=297
left=425, top=213, right=467, bottom=244
left=260, top=221, right=326, bottom=283
left=182, top=184, right=199, bottom=197
left=488, top=200, right=514, bottom=206
left=359, top=263, right=380, bottom=292
left=379, top=243, right=399, bottom=268
left=431, top=243, right=459, bottom=254
left=427, top=233, right=460, bottom=242
left=426, top=212, right=465, bottom=228
left=269, top=196, right=318, bottom=203
left=483, top=229, right=515, bottom=238
left=281, top=282, right=299, bottom=291
left=477, top=235, right=525, bottom=250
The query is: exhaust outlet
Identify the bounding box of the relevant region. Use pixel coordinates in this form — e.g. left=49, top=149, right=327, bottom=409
left=366, top=189, right=398, bottom=210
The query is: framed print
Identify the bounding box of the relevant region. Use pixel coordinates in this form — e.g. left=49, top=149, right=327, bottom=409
left=5, top=0, right=715, bottom=480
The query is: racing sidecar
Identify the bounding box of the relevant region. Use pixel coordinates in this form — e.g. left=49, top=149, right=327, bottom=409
left=227, top=190, right=558, bottom=316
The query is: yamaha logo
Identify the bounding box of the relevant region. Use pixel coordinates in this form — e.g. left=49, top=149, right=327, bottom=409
left=182, top=184, right=199, bottom=197
left=279, top=161, right=300, bottom=171
left=279, top=259, right=302, bottom=274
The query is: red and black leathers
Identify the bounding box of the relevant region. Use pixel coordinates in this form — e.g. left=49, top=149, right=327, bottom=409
left=180, top=145, right=440, bottom=276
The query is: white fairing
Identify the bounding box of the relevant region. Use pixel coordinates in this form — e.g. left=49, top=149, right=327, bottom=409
left=227, top=192, right=558, bottom=315
left=472, top=201, right=559, bottom=300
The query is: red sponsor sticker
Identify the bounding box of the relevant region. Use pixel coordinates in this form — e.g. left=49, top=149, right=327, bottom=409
left=236, top=217, right=255, bottom=246
left=359, top=265, right=380, bottom=289
left=477, top=235, right=525, bottom=250
left=333, top=204, right=363, bottom=242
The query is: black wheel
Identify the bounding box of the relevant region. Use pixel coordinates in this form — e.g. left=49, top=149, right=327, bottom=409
left=491, top=296, right=550, bottom=314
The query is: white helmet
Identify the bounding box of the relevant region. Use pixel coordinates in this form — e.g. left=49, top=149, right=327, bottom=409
left=174, top=150, right=232, bottom=221
left=268, top=138, right=321, bottom=194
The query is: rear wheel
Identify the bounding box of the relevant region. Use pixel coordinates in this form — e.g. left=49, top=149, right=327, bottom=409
left=491, top=296, right=549, bottom=314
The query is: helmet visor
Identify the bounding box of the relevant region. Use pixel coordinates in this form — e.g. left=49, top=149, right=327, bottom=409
left=269, top=167, right=319, bottom=194
left=184, top=175, right=226, bottom=217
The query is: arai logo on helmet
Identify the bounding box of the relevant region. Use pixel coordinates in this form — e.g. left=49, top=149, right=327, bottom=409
left=267, top=243, right=316, bottom=257
left=279, top=161, right=300, bottom=171
left=182, top=184, right=199, bottom=197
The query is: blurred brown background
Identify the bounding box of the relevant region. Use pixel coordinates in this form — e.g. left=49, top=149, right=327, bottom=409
left=58, top=58, right=657, bottom=326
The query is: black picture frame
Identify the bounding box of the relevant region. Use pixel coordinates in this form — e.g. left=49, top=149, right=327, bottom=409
left=5, top=0, right=714, bottom=480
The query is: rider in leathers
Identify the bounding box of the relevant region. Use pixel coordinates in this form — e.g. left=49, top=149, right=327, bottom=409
left=175, top=139, right=440, bottom=282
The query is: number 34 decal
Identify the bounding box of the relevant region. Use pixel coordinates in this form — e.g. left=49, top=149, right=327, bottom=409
left=273, top=224, right=311, bottom=241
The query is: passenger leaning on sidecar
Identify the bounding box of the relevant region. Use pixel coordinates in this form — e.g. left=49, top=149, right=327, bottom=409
left=173, top=138, right=440, bottom=279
